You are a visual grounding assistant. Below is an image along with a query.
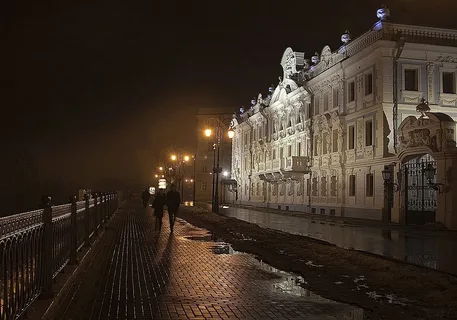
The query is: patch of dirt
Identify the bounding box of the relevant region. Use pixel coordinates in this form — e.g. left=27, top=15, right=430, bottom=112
left=178, top=208, right=457, bottom=320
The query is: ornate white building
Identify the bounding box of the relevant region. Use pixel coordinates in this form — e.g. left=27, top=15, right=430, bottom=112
left=230, top=9, right=457, bottom=230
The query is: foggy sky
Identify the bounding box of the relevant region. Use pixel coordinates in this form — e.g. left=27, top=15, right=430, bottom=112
left=2, top=0, right=457, bottom=212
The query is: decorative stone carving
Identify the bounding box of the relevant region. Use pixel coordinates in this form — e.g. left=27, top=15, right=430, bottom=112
left=398, top=112, right=457, bottom=153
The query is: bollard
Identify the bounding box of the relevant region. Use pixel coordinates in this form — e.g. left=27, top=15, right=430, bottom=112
left=69, top=195, right=78, bottom=265
left=84, top=193, right=91, bottom=247
left=41, top=195, right=54, bottom=298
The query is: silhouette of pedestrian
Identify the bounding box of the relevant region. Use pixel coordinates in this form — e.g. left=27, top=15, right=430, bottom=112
left=142, top=188, right=150, bottom=208
left=166, top=184, right=181, bottom=232
left=152, top=190, right=166, bottom=232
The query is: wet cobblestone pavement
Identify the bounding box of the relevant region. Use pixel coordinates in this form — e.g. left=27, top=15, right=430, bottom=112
left=60, top=200, right=364, bottom=319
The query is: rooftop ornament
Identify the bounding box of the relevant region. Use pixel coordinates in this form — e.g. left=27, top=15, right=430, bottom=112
left=341, top=30, right=351, bottom=44
left=251, top=99, right=256, bottom=106
left=268, top=86, right=274, bottom=94
left=416, top=98, right=430, bottom=118
left=376, top=5, right=390, bottom=21
left=311, top=52, right=320, bottom=64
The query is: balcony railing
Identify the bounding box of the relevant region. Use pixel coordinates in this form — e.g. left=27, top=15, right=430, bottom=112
left=0, top=192, right=119, bottom=319
left=283, top=156, right=310, bottom=172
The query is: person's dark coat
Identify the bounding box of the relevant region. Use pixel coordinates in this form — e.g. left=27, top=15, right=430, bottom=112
left=166, top=190, right=181, bottom=211
left=152, top=193, right=166, bottom=217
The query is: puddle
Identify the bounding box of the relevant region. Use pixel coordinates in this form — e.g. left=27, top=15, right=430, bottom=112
left=210, top=243, right=237, bottom=255
left=185, top=230, right=366, bottom=319
left=184, top=235, right=214, bottom=242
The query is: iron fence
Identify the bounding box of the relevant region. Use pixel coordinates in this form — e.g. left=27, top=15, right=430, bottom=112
left=0, top=192, right=118, bottom=320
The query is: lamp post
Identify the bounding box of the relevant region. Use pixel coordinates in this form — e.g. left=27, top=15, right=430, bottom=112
left=204, top=121, right=233, bottom=213
left=169, top=153, right=191, bottom=202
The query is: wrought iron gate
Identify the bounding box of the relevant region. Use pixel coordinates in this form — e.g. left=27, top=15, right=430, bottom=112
left=402, top=155, right=437, bottom=225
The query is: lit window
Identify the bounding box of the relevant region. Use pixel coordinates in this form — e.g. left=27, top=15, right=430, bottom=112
left=443, top=72, right=456, bottom=94
left=404, top=69, right=418, bottom=91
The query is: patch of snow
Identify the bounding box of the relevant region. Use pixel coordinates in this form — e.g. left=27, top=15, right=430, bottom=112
left=305, top=261, right=324, bottom=268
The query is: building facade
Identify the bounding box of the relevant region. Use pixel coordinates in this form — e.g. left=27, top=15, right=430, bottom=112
left=231, top=9, right=457, bottom=230
left=195, top=108, right=233, bottom=203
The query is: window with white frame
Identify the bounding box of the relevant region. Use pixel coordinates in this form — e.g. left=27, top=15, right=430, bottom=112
left=366, top=173, right=374, bottom=197
left=332, top=129, right=338, bottom=152
left=349, top=175, right=356, bottom=196
left=348, top=125, right=355, bottom=150
left=442, top=71, right=456, bottom=94
left=348, top=81, right=355, bottom=102
left=404, top=68, right=419, bottom=91
left=322, top=132, right=328, bottom=155
left=365, top=120, right=373, bottom=146
left=333, top=87, right=339, bottom=108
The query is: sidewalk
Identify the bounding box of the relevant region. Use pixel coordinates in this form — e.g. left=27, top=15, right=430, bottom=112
left=45, top=199, right=362, bottom=320
left=212, top=204, right=457, bottom=275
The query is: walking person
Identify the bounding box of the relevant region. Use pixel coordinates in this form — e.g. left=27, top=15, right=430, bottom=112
left=166, top=184, right=181, bottom=233
left=142, top=188, right=150, bottom=208
left=152, top=190, right=166, bottom=232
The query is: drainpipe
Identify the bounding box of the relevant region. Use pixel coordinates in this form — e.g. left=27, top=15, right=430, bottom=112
left=393, top=35, right=405, bottom=153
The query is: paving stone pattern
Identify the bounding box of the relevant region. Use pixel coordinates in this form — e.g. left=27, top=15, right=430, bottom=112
left=83, top=202, right=362, bottom=319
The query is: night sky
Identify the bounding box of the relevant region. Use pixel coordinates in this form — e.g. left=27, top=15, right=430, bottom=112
left=2, top=0, right=457, bottom=212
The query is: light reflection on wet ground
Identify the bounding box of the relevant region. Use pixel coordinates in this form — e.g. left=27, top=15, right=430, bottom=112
left=219, top=206, right=457, bottom=275
left=183, top=233, right=366, bottom=319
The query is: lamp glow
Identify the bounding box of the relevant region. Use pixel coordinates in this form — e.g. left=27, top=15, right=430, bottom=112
left=183, top=155, right=190, bottom=162
left=227, top=129, right=235, bottom=139
left=170, top=154, right=177, bottom=161
left=223, top=171, right=229, bottom=177
left=204, top=128, right=212, bottom=137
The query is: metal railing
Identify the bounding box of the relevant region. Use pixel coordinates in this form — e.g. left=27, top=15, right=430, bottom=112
left=0, top=192, right=118, bottom=320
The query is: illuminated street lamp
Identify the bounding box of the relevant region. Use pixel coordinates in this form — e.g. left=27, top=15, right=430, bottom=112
left=158, top=166, right=164, bottom=171
left=203, top=121, right=234, bottom=214
left=170, top=154, right=177, bottom=161
left=183, top=155, right=190, bottom=162
left=204, top=128, right=212, bottom=137
left=222, top=171, right=229, bottom=177
left=154, top=174, right=159, bottom=178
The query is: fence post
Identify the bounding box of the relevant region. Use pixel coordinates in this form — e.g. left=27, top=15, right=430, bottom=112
left=104, top=193, right=108, bottom=222
left=41, top=195, right=53, bottom=298
left=92, top=192, right=98, bottom=236
left=69, top=195, right=78, bottom=265
left=84, top=193, right=90, bottom=247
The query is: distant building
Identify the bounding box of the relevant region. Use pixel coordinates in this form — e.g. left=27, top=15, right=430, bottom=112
left=195, top=108, right=233, bottom=204
left=231, top=8, right=457, bottom=230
